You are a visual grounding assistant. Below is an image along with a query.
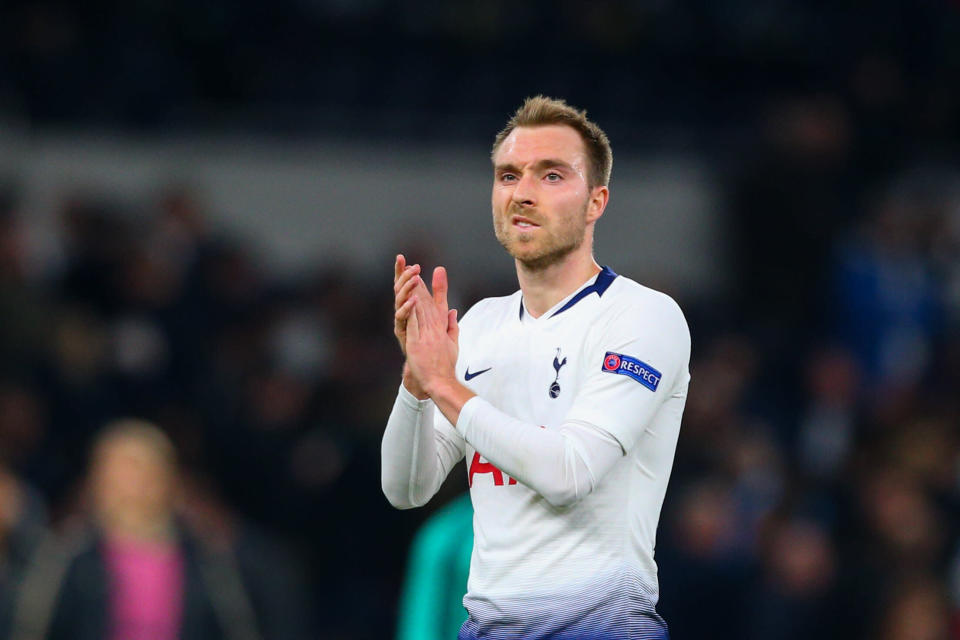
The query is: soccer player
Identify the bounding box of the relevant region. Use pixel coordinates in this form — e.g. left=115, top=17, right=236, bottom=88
left=382, top=96, right=691, bottom=639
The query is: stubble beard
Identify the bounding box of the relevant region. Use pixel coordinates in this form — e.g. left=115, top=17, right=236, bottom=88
left=494, top=200, right=590, bottom=272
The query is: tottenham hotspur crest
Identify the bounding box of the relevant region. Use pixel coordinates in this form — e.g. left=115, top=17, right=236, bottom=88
left=549, top=348, right=568, bottom=398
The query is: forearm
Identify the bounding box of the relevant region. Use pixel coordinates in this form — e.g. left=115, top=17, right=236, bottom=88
left=381, top=384, right=461, bottom=509
left=455, top=397, right=623, bottom=508
left=402, top=362, right=428, bottom=400
left=423, top=378, right=476, bottom=427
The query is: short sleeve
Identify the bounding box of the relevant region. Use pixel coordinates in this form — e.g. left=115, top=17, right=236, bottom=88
left=564, top=293, right=691, bottom=453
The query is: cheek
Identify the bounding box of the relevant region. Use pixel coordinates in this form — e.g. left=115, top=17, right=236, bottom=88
left=553, top=195, right=584, bottom=220
left=564, top=185, right=590, bottom=204
left=492, top=189, right=510, bottom=209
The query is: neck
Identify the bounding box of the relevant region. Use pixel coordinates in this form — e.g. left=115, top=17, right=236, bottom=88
left=517, top=250, right=601, bottom=318
left=102, top=513, right=176, bottom=545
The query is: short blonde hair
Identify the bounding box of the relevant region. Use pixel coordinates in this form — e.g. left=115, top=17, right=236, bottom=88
left=492, top=96, right=613, bottom=188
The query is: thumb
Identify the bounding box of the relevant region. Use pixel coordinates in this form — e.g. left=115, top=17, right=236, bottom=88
left=447, top=308, right=459, bottom=341
left=432, top=266, right=449, bottom=313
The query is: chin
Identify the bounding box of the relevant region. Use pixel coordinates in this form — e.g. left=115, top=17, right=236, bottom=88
left=516, top=249, right=573, bottom=271
left=505, top=241, right=542, bottom=262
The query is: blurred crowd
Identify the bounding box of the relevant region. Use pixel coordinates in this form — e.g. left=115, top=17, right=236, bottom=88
left=0, top=90, right=958, bottom=639
left=657, top=95, right=960, bottom=638
left=0, top=183, right=426, bottom=638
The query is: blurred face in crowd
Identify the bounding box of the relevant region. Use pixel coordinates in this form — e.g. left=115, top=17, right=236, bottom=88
left=766, top=520, right=835, bottom=596
left=492, top=125, right=606, bottom=271
left=91, top=427, right=177, bottom=541
left=881, top=579, right=951, bottom=640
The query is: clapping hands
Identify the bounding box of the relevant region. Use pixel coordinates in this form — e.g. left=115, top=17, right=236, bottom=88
left=393, top=254, right=459, bottom=399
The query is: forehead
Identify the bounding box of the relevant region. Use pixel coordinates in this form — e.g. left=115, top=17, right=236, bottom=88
left=494, top=125, right=587, bottom=167
left=96, top=437, right=168, bottom=468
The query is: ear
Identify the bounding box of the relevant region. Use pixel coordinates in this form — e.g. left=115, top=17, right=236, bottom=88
left=586, top=185, right=609, bottom=223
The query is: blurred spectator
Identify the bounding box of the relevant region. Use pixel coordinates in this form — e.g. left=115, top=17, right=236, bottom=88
left=796, top=346, right=860, bottom=481
left=877, top=576, right=952, bottom=640
left=858, top=468, right=945, bottom=573
left=745, top=518, right=838, bottom=640
left=58, top=197, right=136, bottom=315
left=8, top=419, right=311, bottom=640
left=0, top=383, right=50, bottom=489
left=0, top=463, right=47, bottom=638
left=831, top=465, right=951, bottom=639
left=831, top=188, right=943, bottom=404
left=0, top=184, right=54, bottom=376
left=657, top=479, right=751, bottom=638
left=726, top=428, right=785, bottom=551
left=673, top=334, right=757, bottom=476
left=395, top=492, right=473, bottom=640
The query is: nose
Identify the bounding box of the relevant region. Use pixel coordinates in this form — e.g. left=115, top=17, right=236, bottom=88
left=511, top=172, right=537, bottom=208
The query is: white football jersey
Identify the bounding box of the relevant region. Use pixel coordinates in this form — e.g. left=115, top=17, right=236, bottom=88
left=436, top=266, right=691, bottom=639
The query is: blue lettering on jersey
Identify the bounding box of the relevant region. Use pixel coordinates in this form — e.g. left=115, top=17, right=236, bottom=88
left=601, top=352, right=661, bottom=392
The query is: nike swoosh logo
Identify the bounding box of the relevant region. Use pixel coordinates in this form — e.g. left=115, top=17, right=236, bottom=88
left=464, top=367, right=492, bottom=381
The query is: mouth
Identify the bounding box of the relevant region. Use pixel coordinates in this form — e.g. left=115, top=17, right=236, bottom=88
left=511, top=215, right=540, bottom=230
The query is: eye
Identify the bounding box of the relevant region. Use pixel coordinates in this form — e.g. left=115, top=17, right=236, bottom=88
left=500, top=173, right=517, bottom=182
left=545, top=172, right=562, bottom=182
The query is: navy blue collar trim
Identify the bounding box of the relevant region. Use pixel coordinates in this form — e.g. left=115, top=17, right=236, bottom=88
left=518, top=266, right=618, bottom=320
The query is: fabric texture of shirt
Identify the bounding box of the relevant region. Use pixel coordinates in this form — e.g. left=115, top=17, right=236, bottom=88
left=104, top=537, right=184, bottom=640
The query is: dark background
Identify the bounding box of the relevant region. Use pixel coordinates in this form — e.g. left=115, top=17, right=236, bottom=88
left=1, top=1, right=959, bottom=638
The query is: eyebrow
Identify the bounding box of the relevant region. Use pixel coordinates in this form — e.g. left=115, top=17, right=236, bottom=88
left=494, top=159, right=573, bottom=173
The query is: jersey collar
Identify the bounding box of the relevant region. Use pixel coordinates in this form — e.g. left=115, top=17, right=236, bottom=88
left=519, top=265, right=618, bottom=321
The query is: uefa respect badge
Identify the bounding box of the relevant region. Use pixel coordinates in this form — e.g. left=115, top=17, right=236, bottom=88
left=601, top=352, right=661, bottom=392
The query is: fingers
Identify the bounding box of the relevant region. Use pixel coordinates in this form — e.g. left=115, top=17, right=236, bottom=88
left=407, top=299, right=421, bottom=339
left=395, top=273, right=421, bottom=310
left=413, top=293, right=427, bottom=328
left=395, top=261, right=451, bottom=314
left=410, top=277, right=437, bottom=315
left=432, top=266, right=449, bottom=314
left=395, top=262, right=452, bottom=337
left=410, top=293, right=439, bottom=337
left=394, top=254, right=405, bottom=284
left=447, top=308, right=459, bottom=342
left=394, top=263, right=421, bottom=299
left=395, top=296, right=415, bottom=323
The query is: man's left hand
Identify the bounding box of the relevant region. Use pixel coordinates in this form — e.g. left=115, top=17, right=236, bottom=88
left=405, top=266, right=459, bottom=396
